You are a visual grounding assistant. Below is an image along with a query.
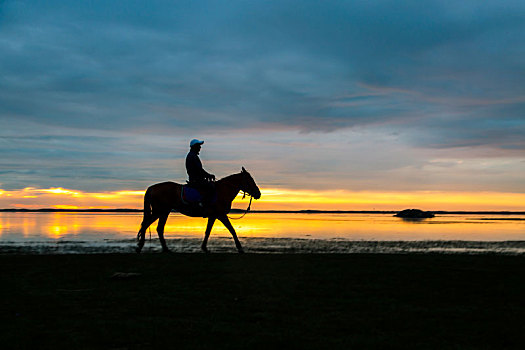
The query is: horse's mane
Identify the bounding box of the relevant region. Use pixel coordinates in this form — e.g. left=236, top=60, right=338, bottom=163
left=217, top=172, right=242, bottom=184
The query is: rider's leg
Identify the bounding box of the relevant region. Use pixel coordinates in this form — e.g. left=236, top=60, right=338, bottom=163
left=199, top=182, right=215, bottom=217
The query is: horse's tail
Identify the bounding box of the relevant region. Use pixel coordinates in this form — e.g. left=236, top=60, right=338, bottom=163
left=137, top=187, right=153, bottom=242
left=143, top=186, right=153, bottom=219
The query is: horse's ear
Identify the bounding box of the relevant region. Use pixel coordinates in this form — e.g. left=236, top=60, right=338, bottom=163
left=242, top=167, right=246, bottom=173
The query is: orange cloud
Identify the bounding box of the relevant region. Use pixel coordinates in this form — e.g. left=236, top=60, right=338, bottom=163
left=255, top=189, right=525, bottom=211
left=0, top=186, right=523, bottom=211
left=0, top=187, right=143, bottom=209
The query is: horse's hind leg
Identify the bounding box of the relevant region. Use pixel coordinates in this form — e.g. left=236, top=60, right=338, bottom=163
left=136, top=214, right=159, bottom=253
left=156, top=212, right=170, bottom=253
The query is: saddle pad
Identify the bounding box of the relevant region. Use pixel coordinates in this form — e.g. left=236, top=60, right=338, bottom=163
left=182, top=186, right=202, bottom=204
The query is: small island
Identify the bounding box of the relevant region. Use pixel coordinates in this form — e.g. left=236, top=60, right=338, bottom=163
left=394, top=209, right=435, bottom=218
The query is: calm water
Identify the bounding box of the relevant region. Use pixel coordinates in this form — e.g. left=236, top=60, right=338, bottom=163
left=1, top=212, right=524, bottom=254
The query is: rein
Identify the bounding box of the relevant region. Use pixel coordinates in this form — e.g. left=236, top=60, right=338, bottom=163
left=219, top=172, right=257, bottom=220
left=227, top=192, right=253, bottom=220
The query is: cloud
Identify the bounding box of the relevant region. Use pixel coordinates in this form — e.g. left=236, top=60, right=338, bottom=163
left=2, top=1, right=524, bottom=134
left=0, top=1, right=524, bottom=197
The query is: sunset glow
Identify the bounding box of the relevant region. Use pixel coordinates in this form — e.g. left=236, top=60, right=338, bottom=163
left=0, top=186, right=523, bottom=211
left=1, top=211, right=524, bottom=242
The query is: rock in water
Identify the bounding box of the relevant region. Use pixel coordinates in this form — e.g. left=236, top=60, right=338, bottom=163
left=394, top=209, right=435, bottom=218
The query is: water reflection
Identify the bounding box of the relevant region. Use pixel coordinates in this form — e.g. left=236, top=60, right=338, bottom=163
left=0, top=212, right=524, bottom=242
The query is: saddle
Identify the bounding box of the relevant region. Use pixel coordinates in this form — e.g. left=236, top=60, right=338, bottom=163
left=180, top=184, right=217, bottom=218
left=181, top=185, right=203, bottom=205
left=181, top=184, right=217, bottom=205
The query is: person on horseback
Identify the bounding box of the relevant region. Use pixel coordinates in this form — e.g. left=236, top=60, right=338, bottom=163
left=186, top=139, right=215, bottom=212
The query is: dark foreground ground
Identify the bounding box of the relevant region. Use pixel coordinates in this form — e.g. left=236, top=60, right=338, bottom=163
left=1, top=254, right=524, bottom=349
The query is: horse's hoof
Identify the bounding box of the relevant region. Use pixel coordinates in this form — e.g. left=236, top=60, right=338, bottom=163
left=135, top=247, right=142, bottom=254
left=161, top=248, right=171, bottom=254
left=237, top=248, right=245, bottom=254
left=201, top=247, right=210, bottom=254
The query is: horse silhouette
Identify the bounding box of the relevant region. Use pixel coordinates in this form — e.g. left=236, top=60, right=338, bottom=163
left=136, top=167, right=261, bottom=253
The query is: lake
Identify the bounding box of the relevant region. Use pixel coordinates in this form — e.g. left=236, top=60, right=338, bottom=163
left=1, top=212, right=524, bottom=254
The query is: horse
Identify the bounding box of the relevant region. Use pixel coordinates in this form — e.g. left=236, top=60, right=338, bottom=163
left=136, top=167, right=261, bottom=253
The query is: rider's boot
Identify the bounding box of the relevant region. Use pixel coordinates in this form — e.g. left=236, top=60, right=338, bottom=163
left=198, top=201, right=209, bottom=218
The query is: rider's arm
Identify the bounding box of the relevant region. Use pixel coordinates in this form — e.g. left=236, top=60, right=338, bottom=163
left=202, top=169, right=215, bottom=181
left=188, top=153, right=214, bottom=181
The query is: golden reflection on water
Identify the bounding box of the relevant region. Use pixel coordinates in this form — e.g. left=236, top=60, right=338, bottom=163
left=0, top=212, right=524, bottom=241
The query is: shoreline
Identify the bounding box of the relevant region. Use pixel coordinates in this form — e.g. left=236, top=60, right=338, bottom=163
left=2, top=237, right=524, bottom=255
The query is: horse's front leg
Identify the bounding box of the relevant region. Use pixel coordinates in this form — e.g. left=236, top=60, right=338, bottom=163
left=201, top=216, right=216, bottom=253
left=218, top=216, right=244, bottom=253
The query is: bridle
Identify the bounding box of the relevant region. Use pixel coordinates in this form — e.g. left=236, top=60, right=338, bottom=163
left=227, top=191, right=253, bottom=220
left=227, top=174, right=257, bottom=220
left=227, top=172, right=258, bottom=220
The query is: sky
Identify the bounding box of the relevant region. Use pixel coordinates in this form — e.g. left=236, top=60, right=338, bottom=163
left=1, top=0, right=524, bottom=210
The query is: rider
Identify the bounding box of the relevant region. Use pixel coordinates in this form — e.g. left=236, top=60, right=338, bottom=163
left=186, top=139, right=215, bottom=211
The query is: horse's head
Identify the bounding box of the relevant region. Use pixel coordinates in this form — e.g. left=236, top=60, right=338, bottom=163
left=240, top=167, right=261, bottom=199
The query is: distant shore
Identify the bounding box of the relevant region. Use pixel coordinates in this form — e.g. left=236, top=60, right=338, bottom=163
left=1, top=208, right=524, bottom=215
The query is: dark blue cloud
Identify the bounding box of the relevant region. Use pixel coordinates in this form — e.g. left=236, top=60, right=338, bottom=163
left=0, top=133, right=181, bottom=190
left=1, top=1, right=523, bottom=134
